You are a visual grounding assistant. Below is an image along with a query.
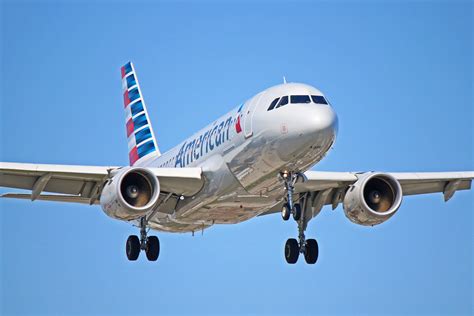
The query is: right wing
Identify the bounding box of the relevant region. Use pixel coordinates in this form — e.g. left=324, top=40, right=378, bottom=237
left=0, top=162, right=204, bottom=205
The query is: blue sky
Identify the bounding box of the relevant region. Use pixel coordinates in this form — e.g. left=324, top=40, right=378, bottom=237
left=1, top=1, right=472, bottom=315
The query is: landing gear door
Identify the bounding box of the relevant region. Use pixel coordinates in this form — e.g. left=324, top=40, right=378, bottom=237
left=243, top=92, right=263, bottom=138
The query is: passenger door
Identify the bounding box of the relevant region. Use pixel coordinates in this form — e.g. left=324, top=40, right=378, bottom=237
left=243, top=92, right=264, bottom=138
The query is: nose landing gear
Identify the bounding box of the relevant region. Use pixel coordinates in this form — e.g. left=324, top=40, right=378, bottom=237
left=126, top=217, right=160, bottom=261
left=280, top=171, right=303, bottom=221
left=281, top=172, right=320, bottom=265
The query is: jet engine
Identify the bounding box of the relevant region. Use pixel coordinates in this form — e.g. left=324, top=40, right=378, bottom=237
left=343, top=172, right=402, bottom=226
left=100, top=167, right=160, bottom=220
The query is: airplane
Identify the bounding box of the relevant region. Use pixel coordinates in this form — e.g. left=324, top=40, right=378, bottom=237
left=1, top=62, right=473, bottom=264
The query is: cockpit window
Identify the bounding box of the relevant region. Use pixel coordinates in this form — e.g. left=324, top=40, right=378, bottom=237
left=267, top=98, right=280, bottom=111
left=290, top=95, right=311, bottom=104
left=276, top=96, right=288, bottom=108
left=311, top=95, right=328, bottom=105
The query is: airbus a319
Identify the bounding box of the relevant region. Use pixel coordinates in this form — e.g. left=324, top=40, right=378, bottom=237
left=1, top=62, right=472, bottom=264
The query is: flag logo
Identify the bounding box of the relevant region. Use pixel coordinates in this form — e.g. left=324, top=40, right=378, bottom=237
left=235, top=104, right=243, bottom=134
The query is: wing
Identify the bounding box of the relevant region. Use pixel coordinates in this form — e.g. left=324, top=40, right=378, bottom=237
left=0, top=162, right=204, bottom=205
left=261, top=170, right=474, bottom=216
left=297, top=170, right=474, bottom=203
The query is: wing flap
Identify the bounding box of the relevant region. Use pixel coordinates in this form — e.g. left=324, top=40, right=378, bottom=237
left=0, top=174, right=104, bottom=196
left=1, top=193, right=97, bottom=204
left=0, top=162, right=114, bottom=177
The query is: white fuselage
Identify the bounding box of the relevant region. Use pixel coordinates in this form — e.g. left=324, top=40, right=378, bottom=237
left=139, top=83, right=338, bottom=233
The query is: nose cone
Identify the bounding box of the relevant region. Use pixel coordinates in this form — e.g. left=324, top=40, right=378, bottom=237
left=274, top=103, right=338, bottom=164
left=296, top=104, right=338, bottom=140
left=312, top=104, right=338, bottom=136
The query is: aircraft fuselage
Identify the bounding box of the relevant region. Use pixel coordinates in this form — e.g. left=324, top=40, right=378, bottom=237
left=141, top=83, right=338, bottom=232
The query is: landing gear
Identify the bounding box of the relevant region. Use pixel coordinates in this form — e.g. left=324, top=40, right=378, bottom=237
left=125, top=217, right=160, bottom=262
left=284, top=238, right=299, bottom=264
left=281, top=204, right=291, bottom=221
left=284, top=236, right=319, bottom=264
left=126, top=235, right=140, bottom=261
left=280, top=172, right=320, bottom=265
left=304, top=238, right=319, bottom=264
left=280, top=171, right=304, bottom=222
left=282, top=202, right=301, bottom=221
left=292, top=203, right=301, bottom=221
left=145, top=236, right=160, bottom=261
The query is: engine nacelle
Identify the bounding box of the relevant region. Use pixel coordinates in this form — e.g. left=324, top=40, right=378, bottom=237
left=100, top=167, right=160, bottom=220
left=343, top=172, right=403, bottom=226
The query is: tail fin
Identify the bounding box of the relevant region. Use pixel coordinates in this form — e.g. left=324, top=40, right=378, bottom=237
left=121, top=62, right=160, bottom=166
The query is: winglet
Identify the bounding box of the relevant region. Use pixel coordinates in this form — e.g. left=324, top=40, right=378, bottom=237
left=121, top=62, right=161, bottom=166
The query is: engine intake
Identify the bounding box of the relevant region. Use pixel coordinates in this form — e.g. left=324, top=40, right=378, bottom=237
left=121, top=171, right=154, bottom=208
left=100, top=167, right=160, bottom=220
left=343, top=173, right=402, bottom=226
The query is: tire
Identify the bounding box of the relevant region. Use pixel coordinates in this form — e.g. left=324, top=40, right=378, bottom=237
left=284, top=238, right=299, bottom=264
left=281, top=203, right=291, bottom=221
left=292, top=203, right=301, bottom=221
left=304, top=239, right=319, bottom=264
left=126, top=235, right=140, bottom=261
left=145, top=236, right=160, bottom=261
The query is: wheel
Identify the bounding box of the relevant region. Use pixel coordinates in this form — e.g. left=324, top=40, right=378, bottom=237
left=304, top=239, right=319, bottom=264
left=284, top=238, right=299, bottom=264
left=281, top=203, right=291, bottom=221
left=145, top=236, right=160, bottom=261
left=292, top=203, right=301, bottom=221
left=126, top=235, right=140, bottom=261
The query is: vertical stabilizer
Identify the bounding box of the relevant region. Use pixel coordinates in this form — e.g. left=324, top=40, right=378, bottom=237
left=121, top=62, right=160, bottom=166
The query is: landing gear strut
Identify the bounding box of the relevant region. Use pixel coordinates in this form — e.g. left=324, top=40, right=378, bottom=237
left=126, top=217, right=160, bottom=261
left=281, top=172, right=319, bottom=265
left=280, top=171, right=302, bottom=221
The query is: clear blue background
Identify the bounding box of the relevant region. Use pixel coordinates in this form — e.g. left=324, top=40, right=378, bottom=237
left=1, top=1, right=472, bottom=315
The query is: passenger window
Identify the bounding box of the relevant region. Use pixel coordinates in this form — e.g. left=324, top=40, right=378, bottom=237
left=311, top=95, right=328, bottom=105
left=290, top=95, right=311, bottom=104
left=267, top=98, right=280, bottom=111
left=276, top=96, right=288, bottom=108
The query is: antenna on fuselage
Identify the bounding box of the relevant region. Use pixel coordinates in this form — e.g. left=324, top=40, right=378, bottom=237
left=283, top=76, right=287, bottom=84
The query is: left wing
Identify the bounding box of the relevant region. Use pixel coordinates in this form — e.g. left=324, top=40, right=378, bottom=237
left=296, top=170, right=474, bottom=205
left=0, top=162, right=204, bottom=205
left=261, top=170, right=474, bottom=217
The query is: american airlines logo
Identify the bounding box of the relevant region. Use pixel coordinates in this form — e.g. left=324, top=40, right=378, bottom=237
left=175, top=107, right=243, bottom=167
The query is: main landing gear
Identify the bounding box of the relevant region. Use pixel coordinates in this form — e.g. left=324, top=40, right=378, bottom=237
left=281, top=171, right=319, bottom=265
left=126, top=217, right=160, bottom=261
left=284, top=231, right=319, bottom=264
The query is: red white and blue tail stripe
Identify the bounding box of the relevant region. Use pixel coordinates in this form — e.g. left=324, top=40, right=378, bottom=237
left=121, top=62, right=160, bottom=166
